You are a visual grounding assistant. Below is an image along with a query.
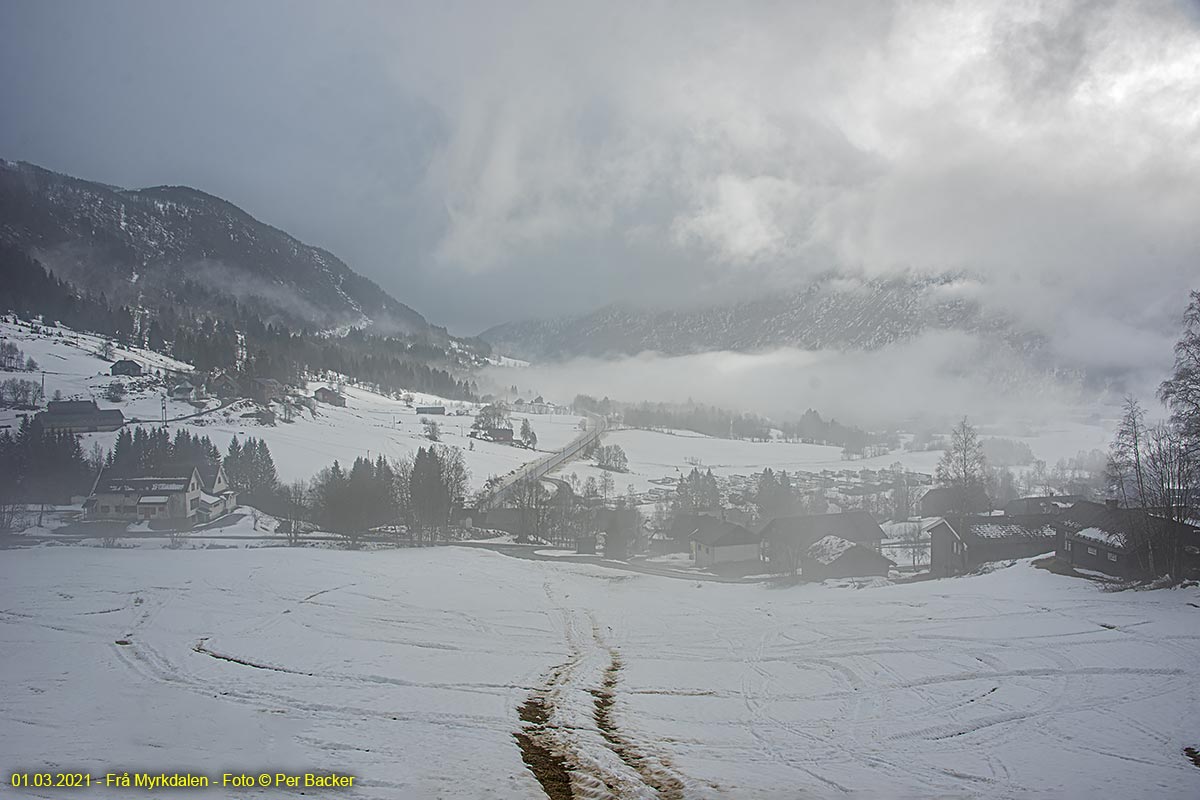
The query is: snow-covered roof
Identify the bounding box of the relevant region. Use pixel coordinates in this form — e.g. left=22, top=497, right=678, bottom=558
left=1072, top=526, right=1126, bottom=548
left=199, top=492, right=220, bottom=505
left=806, top=535, right=857, bottom=565
left=99, top=476, right=191, bottom=494
left=968, top=520, right=1057, bottom=540
left=138, top=495, right=169, bottom=504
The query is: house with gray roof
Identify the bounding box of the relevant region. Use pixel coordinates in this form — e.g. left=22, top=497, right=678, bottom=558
left=684, top=515, right=760, bottom=568
left=929, top=514, right=1057, bottom=576
left=1054, top=500, right=1200, bottom=579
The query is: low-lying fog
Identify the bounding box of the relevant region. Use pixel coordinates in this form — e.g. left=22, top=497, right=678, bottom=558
left=484, top=329, right=1169, bottom=439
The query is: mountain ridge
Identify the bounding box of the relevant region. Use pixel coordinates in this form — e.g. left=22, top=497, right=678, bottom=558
left=0, top=159, right=435, bottom=338
left=480, top=274, right=1046, bottom=363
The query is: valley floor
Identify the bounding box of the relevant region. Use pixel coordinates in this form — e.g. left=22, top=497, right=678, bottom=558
left=2, top=546, right=1198, bottom=798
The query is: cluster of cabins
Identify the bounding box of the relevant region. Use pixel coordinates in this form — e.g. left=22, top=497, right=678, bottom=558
left=84, top=463, right=238, bottom=526
left=661, top=486, right=1200, bottom=582
left=112, top=359, right=319, bottom=409
left=512, top=397, right=570, bottom=415
left=928, top=492, right=1200, bottom=580
left=671, top=510, right=896, bottom=579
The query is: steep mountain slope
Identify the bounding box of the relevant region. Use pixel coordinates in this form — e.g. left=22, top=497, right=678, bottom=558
left=0, top=159, right=431, bottom=336
left=481, top=274, right=1043, bottom=362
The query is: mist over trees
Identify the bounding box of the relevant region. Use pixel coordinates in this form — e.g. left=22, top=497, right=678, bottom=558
left=1, top=244, right=476, bottom=400
left=574, top=395, right=881, bottom=450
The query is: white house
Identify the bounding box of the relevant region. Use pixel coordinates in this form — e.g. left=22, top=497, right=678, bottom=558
left=687, top=516, right=761, bottom=568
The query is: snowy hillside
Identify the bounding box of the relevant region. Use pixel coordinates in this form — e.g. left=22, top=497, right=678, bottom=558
left=0, top=159, right=432, bottom=336
left=1, top=546, right=1196, bottom=798
left=0, top=319, right=581, bottom=490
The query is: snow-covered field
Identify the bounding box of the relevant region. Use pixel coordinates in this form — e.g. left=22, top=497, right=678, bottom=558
left=2, top=546, right=1196, bottom=799
left=555, top=419, right=1112, bottom=503
left=0, top=319, right=583, bottom=490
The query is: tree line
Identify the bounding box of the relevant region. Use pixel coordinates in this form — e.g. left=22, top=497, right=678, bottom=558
left=573, top=394, right=884, bottom=451
left=0, top=417, right=91, bottom=529
left=295, top=445, right=469, bottom=544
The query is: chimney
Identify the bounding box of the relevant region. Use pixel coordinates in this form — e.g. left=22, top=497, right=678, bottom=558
left=1105, top=498, right=1119, bottom=511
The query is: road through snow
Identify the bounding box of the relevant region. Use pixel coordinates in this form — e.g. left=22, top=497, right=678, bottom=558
left=1, top=546, right=1197, bottom=799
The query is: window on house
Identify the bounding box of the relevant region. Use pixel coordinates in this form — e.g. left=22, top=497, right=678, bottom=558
left=1107, top=553, right=1117, bottom=562
left=1064, top=540, right=1072, bottom=552
left=1087, top=546, right=1097, bottom=556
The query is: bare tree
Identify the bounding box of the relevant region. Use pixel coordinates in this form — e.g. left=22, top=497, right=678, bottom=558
left=1108, top=397, right=1149, bottom=512
left=897, top=522, right=926, bottom=570
left=281, top=479, right=310, bottom=546
left=767, top=537, right=804, bottom=577
left=936, top=417, right=987, bottom=511
left=510, top=476, right=552, bottom=543
left=600, top=471, right=614, bottom=500
left=936, top=417, right=987, bottom=488
left=1107, top=398, right=1197, bottom=579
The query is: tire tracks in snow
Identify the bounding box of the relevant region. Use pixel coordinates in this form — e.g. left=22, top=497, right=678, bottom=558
left=514, top=586, right=689, bottom=799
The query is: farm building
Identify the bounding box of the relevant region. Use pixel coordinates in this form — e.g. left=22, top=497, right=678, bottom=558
left=314, top=387, right=346, bottom=407
left=920, top=485, right=992, bottom=516
left=109, top=359, right=142, bottom=377
left=929, top=515, right=1057, bottom=577
left=802, top=536, right=894, bottom=580
left=761, top=511, right=886, bottom=573
left=35, top=400, right=124, bottom=433
left=415, top=405, right=446, bottom=415
left=484, top=427, right=514, bottom=442
left=686, top=516, right=761, bottom=568
left=1054, top=501, right=1200, bottom=579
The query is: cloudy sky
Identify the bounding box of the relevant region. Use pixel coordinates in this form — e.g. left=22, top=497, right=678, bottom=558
left=2, top=0, right=1198, bottom=343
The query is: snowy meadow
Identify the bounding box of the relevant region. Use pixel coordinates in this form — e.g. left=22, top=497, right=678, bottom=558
left=2, top=545, right=1197, bottom=799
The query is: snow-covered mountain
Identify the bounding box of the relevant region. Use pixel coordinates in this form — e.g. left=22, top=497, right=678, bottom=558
left=0, top=159, right=431, bottom=336
left=481, top=274, right=1045, bottom=362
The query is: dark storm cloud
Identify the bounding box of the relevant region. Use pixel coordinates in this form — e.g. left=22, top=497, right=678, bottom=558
left=2, top=0, right=1198, bottom=359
